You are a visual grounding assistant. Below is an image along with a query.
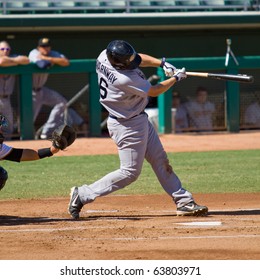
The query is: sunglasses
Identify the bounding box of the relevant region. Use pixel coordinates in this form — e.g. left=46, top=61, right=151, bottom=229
left=0, top=48, right=11, bottom=51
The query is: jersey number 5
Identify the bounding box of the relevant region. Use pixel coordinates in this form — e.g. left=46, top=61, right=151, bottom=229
left=99, top=77, right=108, bottom=99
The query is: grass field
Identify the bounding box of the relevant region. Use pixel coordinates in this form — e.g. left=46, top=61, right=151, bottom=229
left=0, top=149, right=259, bottom=200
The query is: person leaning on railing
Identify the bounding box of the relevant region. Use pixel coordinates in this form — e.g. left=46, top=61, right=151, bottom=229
left=28, top=37, right=87, bottom=139
left=0, top=41, right=29, bottom=138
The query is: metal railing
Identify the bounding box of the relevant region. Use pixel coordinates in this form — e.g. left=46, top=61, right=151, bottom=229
left=0, top=0, right=259, bottom=14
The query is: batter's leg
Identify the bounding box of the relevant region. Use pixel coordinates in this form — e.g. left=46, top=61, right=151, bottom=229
left=78, top=115, right=148, bottom=204
left=145, top=119, right=193, bottom=207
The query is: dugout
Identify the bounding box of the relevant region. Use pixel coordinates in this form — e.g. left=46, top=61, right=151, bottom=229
left=0, top=11, right=259, bottom=138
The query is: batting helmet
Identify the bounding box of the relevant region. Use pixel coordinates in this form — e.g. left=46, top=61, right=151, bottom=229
left=0, top=166, right=8, bottom=191
left=106, top=40, right=141, bottom=70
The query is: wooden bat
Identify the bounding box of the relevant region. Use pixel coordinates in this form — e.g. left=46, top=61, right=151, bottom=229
left=185, top=71, right=254, bottom=83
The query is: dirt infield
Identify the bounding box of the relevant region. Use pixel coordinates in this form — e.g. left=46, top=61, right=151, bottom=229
left=1, top=132, right=260, bottom=260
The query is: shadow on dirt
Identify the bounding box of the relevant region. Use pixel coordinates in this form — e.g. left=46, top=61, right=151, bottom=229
left=0, top=213, right=176, bottom=226
left=0, top=216, right=71, bottom=226
left=209, top=209, right=260, bottom=215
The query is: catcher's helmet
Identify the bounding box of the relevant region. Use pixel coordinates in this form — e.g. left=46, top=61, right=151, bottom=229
left=106, top=40, right=141, bottom=70
left=0, top=166, right=8, bottom=191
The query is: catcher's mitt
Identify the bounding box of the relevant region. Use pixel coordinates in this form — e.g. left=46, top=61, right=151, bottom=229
left=52, top=124, right=76, bottom=150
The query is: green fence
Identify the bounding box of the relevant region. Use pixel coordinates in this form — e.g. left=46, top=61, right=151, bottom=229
left=0, top=56, right=259, bottom=139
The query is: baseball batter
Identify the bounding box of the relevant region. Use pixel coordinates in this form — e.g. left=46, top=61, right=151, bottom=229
left=69, top=40, right=208, bottom=219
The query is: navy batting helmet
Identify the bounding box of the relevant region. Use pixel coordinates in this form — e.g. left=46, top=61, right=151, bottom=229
left=106, top=40, right=141, bottom=70
left=0, top=166, right=8, bottom=191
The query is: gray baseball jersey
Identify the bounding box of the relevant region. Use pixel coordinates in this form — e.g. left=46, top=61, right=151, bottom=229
left=0, top=75, right=15, bottom=96
left=29, top=49, right=66, bottom=87
left=77, top=49, right=193, bottom=209
left=97, top=50, right=150, bottom=119
left=244, top=102, right=260, bottom=125
left=0, top=75, right=15, bottom=134
left=186, top=100, right=215, bottom=130
left=0, top=54, right=20, bottom=135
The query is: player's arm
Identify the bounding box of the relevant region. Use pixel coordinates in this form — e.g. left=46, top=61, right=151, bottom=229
left=0, top=55, right=30, bottom=67
left=20, top=146, right=60, bottom=161
left=139, top=54, right=176, bottom=78
left=3, top=124, right=75, bottom=162
left=138, top=54, right=161, bottom=67
left=3, top=145, right=60, bottom=162
left=148, top=68, right=187, bottom=97
left=39, top=55, right=70, bottom=67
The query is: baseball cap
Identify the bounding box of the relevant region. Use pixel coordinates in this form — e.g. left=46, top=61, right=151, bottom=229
left=38, top=38, right=51, bottom=47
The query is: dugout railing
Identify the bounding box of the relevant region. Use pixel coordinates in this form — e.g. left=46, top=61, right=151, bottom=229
left=0, top=56, right=259, bottom=140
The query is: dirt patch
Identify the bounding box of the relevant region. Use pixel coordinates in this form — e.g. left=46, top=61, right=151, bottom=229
left=6, top=131, right=260, bottom=155
left=1, top=131, right=260, bottom=260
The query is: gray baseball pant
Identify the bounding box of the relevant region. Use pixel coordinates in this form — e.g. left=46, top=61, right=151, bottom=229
left=78, top=113, right=193, bottom=208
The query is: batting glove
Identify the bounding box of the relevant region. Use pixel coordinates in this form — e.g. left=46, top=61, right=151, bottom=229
left=160, top=57, right=176, bottom=77
left=173, top=67, right=187, bottom=82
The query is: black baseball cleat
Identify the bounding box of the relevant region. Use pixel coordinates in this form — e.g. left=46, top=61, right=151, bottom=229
left=68, top=187, right=83, bottom=219
left=176, top=202, right=208, bottom=217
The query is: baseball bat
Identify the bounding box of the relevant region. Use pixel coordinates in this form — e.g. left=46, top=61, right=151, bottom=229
left=185, top=71, right=254, bottom=83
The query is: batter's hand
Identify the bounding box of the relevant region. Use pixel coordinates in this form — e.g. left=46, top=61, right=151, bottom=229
left=173, top=67, right=187, bottom=82
left=160, top=58, right=177, bottom=77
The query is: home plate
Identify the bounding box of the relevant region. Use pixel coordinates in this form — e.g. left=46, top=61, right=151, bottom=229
left=176, top=221, right=222, bottom=227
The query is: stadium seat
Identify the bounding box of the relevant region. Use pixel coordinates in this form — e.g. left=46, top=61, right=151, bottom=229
left=76, top=1, right=103, bottom=13
left=130, top=1, right=152, bottom=12
left=52, top=2, right=76, bottom=7
left=201, top=0, right=226, bottom=11
left=103, top=1, right=126, bottom=6
left=4, top=1, right=25, bottom=14
left=225, top=0, right=251, bottom=11
left=227, top=0, right=249, bottom=4
left=77, top=1, right=101, bottom=6
left=52, top=1, right=76, bottom=13
left=203, top=0, right=225, bottom=5
left=24, top=2, right=50, bottom=13
left=6, top=2, right=24, bottom=9
left=175, top=0, right=201, bottom=12
left=25, top=2, right=49, bottom=8
left=152, top=1, right=177, bottom=12
left=102, top=1, right=127, bottom=13
left=152, top=1, right=176, bottom=6
left=176, top=0, right=200, bottom=5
